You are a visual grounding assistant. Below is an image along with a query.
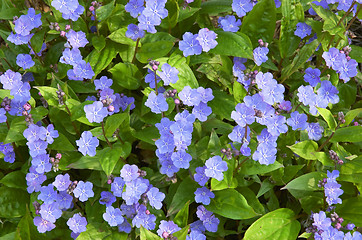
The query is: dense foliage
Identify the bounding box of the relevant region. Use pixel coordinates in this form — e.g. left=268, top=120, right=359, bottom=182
left=0, top=0, right=362, bottom=239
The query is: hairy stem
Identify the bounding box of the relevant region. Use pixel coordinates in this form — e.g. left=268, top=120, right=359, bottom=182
left=102, top=121, right=112, bottom=148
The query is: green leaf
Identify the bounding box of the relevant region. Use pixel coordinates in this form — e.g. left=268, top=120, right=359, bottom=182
left=67, top=154, right=102, bottom=171
left=48, top=133, right=76, bottom=151
left=96, top=0, right=115, bottom=21
left=0, top=171, right=26, bottom=189
left=168, top=176, right=199, bottom=216
left=349, top=45, right=362, bottom=63
left=140, top=226, right=162, bottom=240
left=244, top=208, right=301, bottom=240
left=282, top=172, right=326, bottom=191
left=335, top=80, right=357, bottom=109
left=4, top=117, right=26, bottom=143
left=199, top=0, right=232, bottom=15
left=317, top=107, right=337, bottom=130
left=208, top=90, right=235, bottom=121
left=173, top=201, right=190, bottom=227
left=341, top=108, right=362, bottom=127
left=336, top=197, right=362, bottom=227
left=288, top=140, right=318, bottom=160
left=279, top=0, right=303, bottom=58
left=99, top=144, right=128, bottom=176
left=167, top=55, right=199, bottom=92
left=280, top=39, right=319, bottom=81
left=209, top=31, right=253, bottom=59
left=85, top=40, right=119, bottom=76
left=34, top=86, right=59, bottom=106
left=108, top=27, right=136, bottom=46
left=30, top=29, right=46, bottom=54
left=15, top=206, right=41, bottom=240
left=340, top=156, right=362, bottom=183
left=0, top=8, right=20, bottom=19
left=233, top=81, right=247, bottom=103
left=206, top=189, right=258, bottom=220
left=136, top=41, right=174, bottom=63
left=77, top=223, right=110, bottom=240
left=173, top=226, right=189, bottom=240
left=164, top=0, right=179, bottom=28
left=311, top=4, right=344, bottom=37
left=91, top=35, right=106, bottom=51
left=132, top=126, right=159, bottom=145
left=108, top=62, right=141, bottom=90
left=330, top=126, right=362, bottom=143
left=105, top=112, right=128, bottom=137
left=240, top=0, right=276, bottom=46
left=0, top=187, right=29, bottom=218
left=238, top=160, right=284, bottom=175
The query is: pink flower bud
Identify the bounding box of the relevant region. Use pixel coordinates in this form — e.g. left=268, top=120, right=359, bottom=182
left=174, top=99, right=180, bottom=105
left=89, top=6, right=95, bottom=11
left=145, top=210, right=150, bottom=215
left=353, top=121, right=359, bottom=126
left=23, top=103, right=31, bottom=111
left=55, top=26, right=60, bottom=31
left=162, top=232, right=169, bottom=239
left=22, top=110, right=28, bottom=116
left=152, top=65, right=158, bottom=71
left=56, top=153, right=62, bottom=159
left=60, top=31, right=66, bottom=37
left=65, top=25, right=71, bottom=30
left=108, top=105, right=115, bottom=112
left=107, top=179, right=112, bottom=184
left=4, top=105, right=11, bottom=111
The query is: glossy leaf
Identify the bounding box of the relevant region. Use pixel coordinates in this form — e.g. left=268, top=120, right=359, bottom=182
left=330, top=126, right=362, bottom=143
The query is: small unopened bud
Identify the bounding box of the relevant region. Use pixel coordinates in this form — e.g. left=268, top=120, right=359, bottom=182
left=108, top=105, right=115, bottom=112
left=152, top=65, right=158, bottom=71
left=107, top=179, right=112, bottom=184
left=353, top=121, right=359, bottom=126
left=174, top=99, right=180, bottom=105
left=56, top=153, right=62, bottom=159
left=22, top=110, right=28, bottom=116
left=55, top=26, right=60, bottom=31
left=162, top=232, right=169, bottom=239
left=337, top=159, right=343, bottom=165
left=145, top=210, right=150, bottom=215
left=4, top=105, right=10, bottom=111
left=221, top=148, right=227, bottom=153
left=139, top=170, right=147, bottom=177
left=60, top=31, right=66, bottom=37
left=65, top=25, right=71, bottom=30
left=337, top=217, right=344, bottom=223
left=335, top=222, right=342, bottom=230
left=92, top=1, right=97, bottom=6
left=23, top=103, right=31, bottom=111
left=89, top=6, right=95, bottom=11
left=101, top=99, right=107, bottom=105
left=172, top=89, right=177, bottom=94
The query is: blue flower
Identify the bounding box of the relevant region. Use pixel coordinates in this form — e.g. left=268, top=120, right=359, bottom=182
left=179, top=86, right=201, bottom=106
left=308, top=0, right=329, bottom=15
left=320, top=226, right=345, bottom=239
left=38, top=184, right=57, bottom=204
left=287, top=111, right=308, bottom=131
left=294, top=22, right=312, bottom=39
left=23, top=124, right=42, bottom=142
left=256, top=129, right=278, bottom=148
left=10, top=82, right=31, bottom=102
left=14, top=15, right=33, bottom=36
left=228, top=125, right=250, bottom=143
left=156, top=136, right=175, bottom=154
left=260, top=82, right=285, bottom=105
left=76, top=131, right=99, bottom=157
left=27, top=8, right=42, bottom=29
left=0, top=109, right=6, bottom=123
left=66, top=30, right=89, bottom=49
left=312, top=211, right=331, bottom=231
left=171, top=150, right=192, bottom=169
left=317, top=80, right=339, bottom=104
left=67, top=213, right=87, bottom=234
left=7, top=32, right=32, bottom=45
left=99, top=88, right=116, bottom=104
left=205, top=156, right=228, bottom=181
left=253, top=47, right=269, bottom=66
left=52, top=0, right=78, bottom=14
left=337, top=59, right=358, bottom=83
left=187, top=231, right=206, bottom=240
left=307, top=122, right=324, bottom=141
left=196, top=28, right=218, bottom=52
left=145, top=91, right=169, bottom=114
left=158, top=63, right=179, bottom=85
left=192, top=102, right=212, bottom=122
left=304, top=67, right=321, bottom=87
left=26, top=140, right=48, bottom=158
left=26, top=166, right=46, bottom=193
left=266, top=115, right=288, bottom=136
left=103, top=206, right=124, bottom=227
left=231, top=103, right=255, bottom=127
left=84, top=101, right=108, bottom=123
left=160, top=160, right=179, bottom=177
left=99, top=191, right=116, bottom=207
left=279, top=100, right=292, bottom=112
left=132, top=209, right=156, bottom=230
left=125, top=0, right=145, bottom=18
left=252, top=145, right=277, bottom=165
left=233, top=57, right=247, bottom=79
left=157, top=220, right=181, bottom=238
left=62, top=4, right=84, bottom=21
left=255, top=72, right=277, bottom=90
left=60, top=48, right=82, bottom=66
left=73, top=181, right=94, bottom=202
left=194, top=187, right=215, bottom=205
left=94, top=76, right=113, bottom=90
left=156, top=117, right=174, bottom=136
left=122, top=178, right=148, bottom=205
left=73, top=60, right=95, bottom=80
left=33, top=216, right=55, bottom=233
left=126, top=23, right=145, bottom=41
left=138, top=14, right=161, bottom=33
left=190, top=220, right=206, bottom=233
left=56, top=191, right=73, bottom=210
left=322, top=47, right=345, bottom=71
left=147, top=187, right=165, bottom=210
left=120, top=164, right=140, bottom=182
left=194, top=166, right=210, bottom=186
left=232, top=0, right=254, bottom=17
left=218, top=15, right=241, bottom=32
left=197, top=87, right=214, bottom=103
left=40, top=203, right=62, bottom=223
left=111, top=177, right=125, bottom=197
left=145, top=69, right=161, bottom=88
left=16, top=54, right=34, bottom=69
left=142, top=1, right=168, bottom=21
left=32, top=154, right=52, bottom=174
left=39, top=124, right=59, bottom=144
left=297, top=85, right=316, bottom=106
left=118, top=218, right=132, bottom=233
left=179, top=32, right=203, bottom=57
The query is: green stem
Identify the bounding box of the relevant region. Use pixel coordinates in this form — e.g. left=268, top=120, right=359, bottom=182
left=317, top=122, right=341, bottom=152
left=132, top=38, right=140, bottom=64
left=102, top=121, right=112, bottom=148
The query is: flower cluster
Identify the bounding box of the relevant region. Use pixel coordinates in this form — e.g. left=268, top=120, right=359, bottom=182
left=51, top=0, right=84, bottom=21
left=253, top=39, right=269, bottom=66
left=218, top=15, right=242, bottom=32
left=0, top=142, right=15, bottom=163
left=232, top=0, right=256, bottom=17
left=179, top=28, right=218, bottom=57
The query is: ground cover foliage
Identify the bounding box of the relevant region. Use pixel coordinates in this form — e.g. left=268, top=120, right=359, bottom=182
left=0, top=0, right=362, bottom=239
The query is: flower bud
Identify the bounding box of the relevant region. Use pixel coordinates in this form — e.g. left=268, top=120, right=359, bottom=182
left=174, top=98, right=180, bottom=105
left=23, top=103, right=31, bottom=111
left=4, top=105, right=10, bottom=112
left=108, top=105, right=115, bottom=112
left=60, top=31, right=66, bottom=37
left=56, top=153, right=62, bottom=159
left=65, top=25, right=71, bottom=30
left=89, top=6, right=95, bottom=11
